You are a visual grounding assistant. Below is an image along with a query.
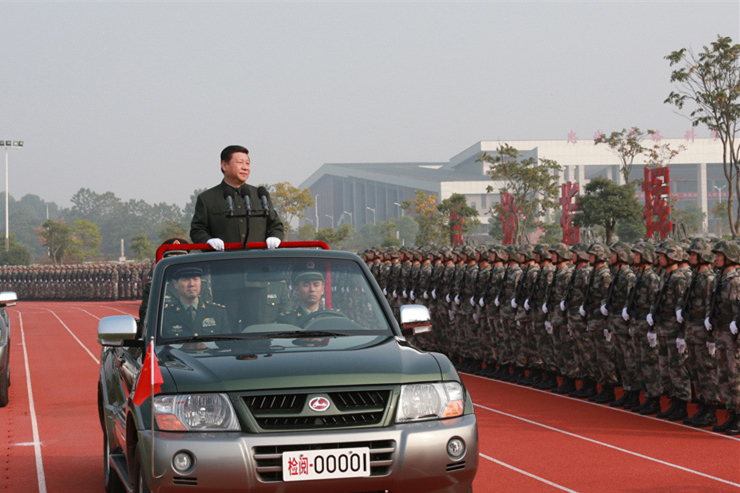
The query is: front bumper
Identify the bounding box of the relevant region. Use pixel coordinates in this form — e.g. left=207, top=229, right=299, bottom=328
left=138, top=414, right=478, bottom=493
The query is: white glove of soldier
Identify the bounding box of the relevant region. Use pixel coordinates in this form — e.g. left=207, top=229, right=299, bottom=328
left=600, top=304, right=609, bottom=317
left=479, top=298, right=485, bottom=308
left=446, top=294, right=450, bottom=303
left=647, top=331, right=658, bottom=348
left=731, top=320, right=739, bottom=335
left=704, top=317, right=713, bottom=332
left=676, top=309, right=684, bottom=323
left=511, top=298, right=518, bottom=308
left=494, top=297, right=500, bottom=307
left=622, top=307, right=630, bottom=321
left=473, top=313, right=479, bottom=323
left=542, top=303, right=548, bottom=314
left=383, top=287, right=387, bottom=296
left=707, top=341, right=717, bottom=356
left=207, top=238, right=225, bottom=251
left=646, top=313, right=655, bottom=327
left=266, top=237, right=281, bottom=249
left=560, top=300, right=566, bottom=312
left=423, top=291, right=429, bottom=300
left=676, top=337, right=687, bottom=354
left=579, top=305, right=586, bottom=317
left=402, top=290, right=408, bottom=298
left=524, top=299, right=531, bottom=311
left=604, top=328, right=612, bottom=342
left=410, top=290, right=415, bottom=301
left=393, top=290, right=398, bottom=298
left=454, top=295, right=460, bottom=305
left=470, top=297, right=475, bottom=307
left=545, top=321, right=554, bottom=334
left=432, top=289, right=437, bottom=299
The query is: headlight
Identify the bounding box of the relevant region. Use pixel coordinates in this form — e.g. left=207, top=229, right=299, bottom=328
left=153, top=394, right=240, bottom=431
left=396, top=382, right=465, bottom=422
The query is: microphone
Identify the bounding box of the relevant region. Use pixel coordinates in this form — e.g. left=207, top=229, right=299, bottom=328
left=258, top=186, right=270, bottom=213
left=223, top=189, right=234, bottom=217
left=240, top=186, right=251, bottom=212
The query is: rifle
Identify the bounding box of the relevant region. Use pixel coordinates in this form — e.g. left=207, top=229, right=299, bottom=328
left=605, top=266, right=621, bottom=314
left=651, top=269, right=676, bottom=325
left=707, top=273, right=722, bottom=328
left=545, top=264, right=566, bottom=310
left=678, top=268, right=695, bottom=323
left=581, top=266, right=597, bottom=320
left=514, top=265, right=531, bottom=306
left=563, top=264, right=580, bottom=310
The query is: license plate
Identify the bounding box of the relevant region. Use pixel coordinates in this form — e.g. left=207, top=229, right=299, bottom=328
left=282, top=447, right=371, bottom=481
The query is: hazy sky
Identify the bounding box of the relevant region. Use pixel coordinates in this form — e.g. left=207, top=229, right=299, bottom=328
left=1, top=1, right=738, bottom=209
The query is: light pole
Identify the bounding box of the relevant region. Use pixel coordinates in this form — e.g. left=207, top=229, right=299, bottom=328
left=1, top=140, right=23, bottom=252
left=715, top=185, right=727, bottom=236
left=314, top=194, right=320, bottom=232
left=393, top=202, right=404, bottom=216
left=325, top=214, right=334, bottom=229
left=366, top=206, right=376, bottom=225
left=343, top=210, right=353, bottom=227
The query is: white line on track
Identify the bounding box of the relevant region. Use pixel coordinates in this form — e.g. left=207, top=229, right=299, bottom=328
left=19, top=312, right=48, bottom=493
left=41, top=308, right=99, bottom=365
left=68, top=306, right=101, bottom=320
left=480, top=454, right=580, bottom=493
left=474, top=401, right=740, bottom=489
left=465, top=372, right=740, bottom=442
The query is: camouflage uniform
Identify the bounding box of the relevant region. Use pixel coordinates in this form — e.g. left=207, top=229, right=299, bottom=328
left=514, top=245, right=540, bottom=378
left=546, top=243, right=577, bottom=393
left=585, top=243, right=617, bottom=399
left=565, top=243, right=594, bottom=395
left=528, top=244, right=557, bottom=388
left=497, top=246, right=522, bottom=379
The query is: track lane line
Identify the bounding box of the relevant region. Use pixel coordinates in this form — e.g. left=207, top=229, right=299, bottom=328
left=18, top=311, right=47, bottom=493
left=40, top=308, right=99, bottom=365
left=480, top=454, right=580, bottom=493
left=474, top=401, right=740, bottom=489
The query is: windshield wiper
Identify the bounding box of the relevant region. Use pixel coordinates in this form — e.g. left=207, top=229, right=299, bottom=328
left=163, top=334, right=256, bottom=344
left=263, top=330, right=347, bottom=339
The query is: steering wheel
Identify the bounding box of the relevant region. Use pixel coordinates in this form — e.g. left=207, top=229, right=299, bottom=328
left=299, top=309, right=347, bottom=328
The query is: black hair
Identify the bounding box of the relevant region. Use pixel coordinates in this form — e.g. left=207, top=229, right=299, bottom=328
left=220, top=145, right=249, bottom=164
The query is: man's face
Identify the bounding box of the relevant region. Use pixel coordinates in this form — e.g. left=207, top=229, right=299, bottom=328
left=296, top=280, right=324, bottom=310
left=174, top=275, right=201, bottom=304
left=658, top=253, right=668, bottom=267
left=609, top=252, right=618, bottom=265
left=715, top=252, right=725, bottom=268
left=221, top=152, right=251, bottom=186
left=689, top=252, right=699, bottom=266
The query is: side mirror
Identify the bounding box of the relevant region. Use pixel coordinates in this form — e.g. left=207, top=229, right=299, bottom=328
left=98, top=315, right=138, bottom=347
left=399, top=305, right=432, bottom=338
left=0, top=291, right=17, bottom=308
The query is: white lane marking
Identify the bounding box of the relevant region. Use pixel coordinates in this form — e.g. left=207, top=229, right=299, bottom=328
left=464, top=372, right=740, bottom=442
left=14, top=442, right=42, bottom=446
left=68, top=306, right=101, bottom=320
left=19, top=312, right=48, bottom=493
left=474, top=402, right=740, bottom=489
left=480, top=454, right=580, bottom=493
left=41, top=308, right=99, bottom=365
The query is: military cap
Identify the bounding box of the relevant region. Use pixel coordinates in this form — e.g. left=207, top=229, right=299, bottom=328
left=295, top=270, right=325, bottom=283
left=171, top=265, right=203, bottom=280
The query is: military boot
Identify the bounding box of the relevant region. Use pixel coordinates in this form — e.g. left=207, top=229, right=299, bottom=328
left=609, top=390, right=631, bottom=408
left=713, top=411, right=737, bottom=432
left=535, top=371, right=558, bottom=390
left=502, top=366, right=523, bottom=383
left=591, top=384, right=616, bottom=404
left=552, top=377, right=575, bottom=394
left=667, top=399, right=688, bottom=421
left=493, top=365, right=511, bottom=380
left=519, top=368, right=538, bottom=387
left=569, top=379, right=597, bottom=399
left=658, top=397, right=679, bottom=419
left=725, top=413, right=740, bottom=436
left=683, top=403, right=705, bottom=426
left=638, top=396, right=662, bottom=416
left=691, top=404, right=718, bottom=428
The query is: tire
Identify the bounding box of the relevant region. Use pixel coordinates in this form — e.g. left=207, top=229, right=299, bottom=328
left=134, top=443, right=152, bottom=493
left=0, top=366, right=9, bottom=407
left=103, top=425, right=125, bottom=493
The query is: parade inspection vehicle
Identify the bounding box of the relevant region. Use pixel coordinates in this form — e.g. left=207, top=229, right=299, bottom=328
left=97, top=241, right=478, bottom=493
left=0, top=291, right=18, bottom=407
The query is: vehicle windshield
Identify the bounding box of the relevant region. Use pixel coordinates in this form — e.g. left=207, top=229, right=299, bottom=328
left=157, top=257, right=390, bottom=345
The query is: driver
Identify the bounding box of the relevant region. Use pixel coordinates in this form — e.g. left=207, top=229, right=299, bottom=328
left=161, top=266, right=231, bottom=338
left=278, top=270, right=340, bottom=327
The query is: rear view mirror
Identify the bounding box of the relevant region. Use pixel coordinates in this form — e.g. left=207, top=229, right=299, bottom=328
left=98, top=315, right=138, bottom=347
left=399, top=305, right=432, bottom=338
left=0, top=292, right=17, bottom=308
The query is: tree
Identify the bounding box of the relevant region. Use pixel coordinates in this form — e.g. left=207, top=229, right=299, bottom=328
left=665, top=35, right=740, bottom=237
left=572, top=177, right=642, bottom=244
left=72, top=219, right=102, bottom=262
left=616, top=217, right=647, bottom=243
left=270, top=182, right=315, bottom=238
left=37, top=219, right=73, bottom=265
left=401, top=190, right=446, bottom=245
left=295, top=224, right=316, bottom=241
left=436, top=194, right=479, bottom=245
left=594, top=127, right=649, bottom=183
left=315, top=223, right=353, bottom=247
left=0, top=235, right=31, bottom=266
left=670, top=200, right=706, bottom=235
left=158, top=220, right=188, bottom=243
left=131, top=233, right=155, bottom=262
left=479, top=144, right=561, bottom=243
left=394, top=216, right=420, bottom=246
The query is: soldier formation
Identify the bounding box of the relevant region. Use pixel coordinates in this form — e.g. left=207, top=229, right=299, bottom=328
left=362, top=239, right=740, bottom=436
left=0, top=263, right=153, bottom=301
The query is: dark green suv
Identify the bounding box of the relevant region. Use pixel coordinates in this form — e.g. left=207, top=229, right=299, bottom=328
left=97, top=245, right=478, bottom=493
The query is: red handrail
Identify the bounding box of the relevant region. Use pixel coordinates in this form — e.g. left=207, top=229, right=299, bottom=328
left=156, top=240, right=330, bottom=262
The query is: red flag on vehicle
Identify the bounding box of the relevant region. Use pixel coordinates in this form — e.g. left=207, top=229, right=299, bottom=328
left=133, top=342, right=163, bottom=406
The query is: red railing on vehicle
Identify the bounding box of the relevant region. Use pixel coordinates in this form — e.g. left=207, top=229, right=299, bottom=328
left=155, top=241, right=330, bottom=262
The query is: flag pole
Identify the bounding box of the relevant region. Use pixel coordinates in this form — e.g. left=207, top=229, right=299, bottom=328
left=149, top=337, right=158, bottom=479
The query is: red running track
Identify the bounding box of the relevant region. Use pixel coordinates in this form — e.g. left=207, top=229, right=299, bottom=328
left=1, top=301, right=739, bottom=493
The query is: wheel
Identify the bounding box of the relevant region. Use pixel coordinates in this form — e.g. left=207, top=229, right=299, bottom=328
left=103, top=426, right=125, bottom=493
left=133, top=442, right=152, bottom=493
left=0, top=366, right=8, bottom=407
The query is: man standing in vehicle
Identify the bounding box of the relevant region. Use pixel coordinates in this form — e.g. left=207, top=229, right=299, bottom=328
left=190, top=145, right=285, bottom=250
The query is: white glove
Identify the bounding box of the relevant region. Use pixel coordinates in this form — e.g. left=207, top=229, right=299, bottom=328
left=707, top=341, right=717, bottom=356
left=705, top=317, right=713, bottom=332
left=266, top=237, right=281, bottom=249
left=560, top=301, right=566, bottom=312
left=647, top=332, right=658, bottom=348
left=446, top=294, right=450, bottom=303
left=676, top=337, right=687, bottom=354
left=579, top=305, right=586, bottom=317
left=454, top=295, right=460, bottom=305
left=542, top=303, right=548, bottom=314
left=731, top=320, right=739, bottom=335
left=511, top=299, right=518, bottom=308
left=545, top=321, right=554, bottom=334
left=479, top=298, right=485, bottom=308
left=423, top=291, right=429, bottom=300
left=410, top=290, right=415, bottom=301
left=646, top=313, right=654, bottom=327
left=600, top=304, right=609, bottom=317
left=473, top=313, right=479, bottom=323
left=676, top=309, right=684, bottom=323
left=393, top=290, right=398, bottom=299
left=604, top=328, right=612, bottom=342
left=470, top=297, right=475, bottom=307
left=494, top=297, right=500, bottom=307
left=207, top=238, right=225, bottom=251
left=383, top=287, right=387, bottom=296
left=402, top=290, right=408, bottom=298
left=622, top=307, right=630, bottom=321
left=432, top=289, right=437, bottom=299
left=524, top=299, right=531, bottom=311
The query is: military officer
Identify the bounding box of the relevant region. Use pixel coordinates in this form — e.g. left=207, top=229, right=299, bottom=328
left=278, top=270, right=339, bottom=328
left=161, top=266, right=231, bottom=338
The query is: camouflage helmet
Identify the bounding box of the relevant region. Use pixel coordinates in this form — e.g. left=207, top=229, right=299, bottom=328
left=570, top=242, right=590, bottom=262
left=462, top=245, right=476, bottom=258
left=475, top=244, right=490, bottom=261
left=518, top=244, right=537, bottom=261
left=631, top=241, right=656, bottom=264
left=389, top=246, right=400, bottom=259
left=534, top=244, right=551, bottom=261
left=656, top=240, right=684, bottom=263
left=687, top=237, right=714, bottom=263
left=548, top=242, right=571, bottom=262
left=712, top=240, right=740, bottom=264
left=610, top=241, right=633, bottom=264
left=587, top=243, right=611, bottom=262
left=506, top=245, right=520, bottom=262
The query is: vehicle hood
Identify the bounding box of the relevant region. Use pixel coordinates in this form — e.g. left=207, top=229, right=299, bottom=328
left=158, top=337, right=448, bottom=393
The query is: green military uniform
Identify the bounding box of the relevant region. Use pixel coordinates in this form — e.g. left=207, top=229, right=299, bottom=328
left=161, top=299, right=231, bottom=338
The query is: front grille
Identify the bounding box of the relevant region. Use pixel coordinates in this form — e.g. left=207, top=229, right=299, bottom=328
left=446, top=461, right=466, bottom=472
left=253, top=440, right=396, bottom=482
left=242, top=389, right=393, bottom=431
